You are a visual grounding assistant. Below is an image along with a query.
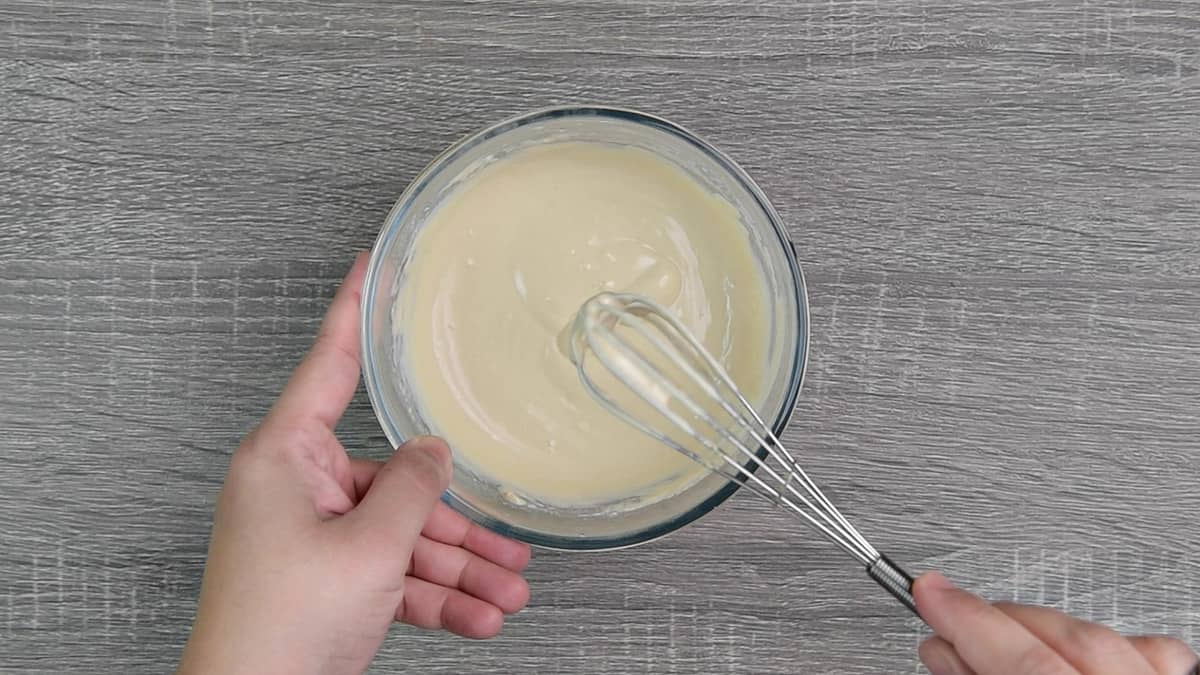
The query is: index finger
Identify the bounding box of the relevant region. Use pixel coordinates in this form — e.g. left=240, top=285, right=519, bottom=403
left=269, top=252, right=369, bottom=429
left=914, top=572, right=1078, bottom=675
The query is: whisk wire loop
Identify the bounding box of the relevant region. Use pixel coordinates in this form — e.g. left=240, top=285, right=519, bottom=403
left=578, top=299, right=877, bottom=564
left=569, top=292, right=917, bottom=614
left=620, top=296, right=880, bottom=562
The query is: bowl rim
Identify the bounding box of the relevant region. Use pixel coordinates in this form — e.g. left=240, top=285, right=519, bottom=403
left=360, top=104, right=810, bottom=551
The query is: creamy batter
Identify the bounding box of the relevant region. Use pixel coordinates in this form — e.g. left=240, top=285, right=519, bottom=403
left=395, top=141, right=771, bottom=507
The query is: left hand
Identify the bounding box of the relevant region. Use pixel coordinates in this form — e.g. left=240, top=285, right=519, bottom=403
left=177, top=253, right=531, bottom=675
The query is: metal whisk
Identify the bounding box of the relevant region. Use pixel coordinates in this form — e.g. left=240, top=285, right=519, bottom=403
left=565, top=291, right=919, bottom=616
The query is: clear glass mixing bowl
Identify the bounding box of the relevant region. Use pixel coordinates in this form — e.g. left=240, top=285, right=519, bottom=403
left=361, top=106, right=809, bottom=551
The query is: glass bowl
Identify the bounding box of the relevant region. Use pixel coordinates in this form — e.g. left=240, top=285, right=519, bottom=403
left=361, top=106, right=809, bottom=551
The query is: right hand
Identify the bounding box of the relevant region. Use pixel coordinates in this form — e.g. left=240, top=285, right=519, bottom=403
left=914, top=572, right=1198, bottom=675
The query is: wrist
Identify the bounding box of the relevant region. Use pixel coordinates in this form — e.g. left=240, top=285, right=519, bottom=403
left=177, top=614, right=322, bottom=675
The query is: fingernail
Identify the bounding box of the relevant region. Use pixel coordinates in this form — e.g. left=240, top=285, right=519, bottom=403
left=920, top=637, right=970, bottom=675
left=923, top=648, right=950, bottom=675
left=408, top=435, right=452, bottom=466
left=926, top=654, right=964, bottom=675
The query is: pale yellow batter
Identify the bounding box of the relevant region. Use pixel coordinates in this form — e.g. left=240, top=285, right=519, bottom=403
left=395, top=141, right=770, bottom=507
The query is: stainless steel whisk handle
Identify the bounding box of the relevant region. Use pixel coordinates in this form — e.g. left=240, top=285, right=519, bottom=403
left=867, top=555, right=920, bottom=619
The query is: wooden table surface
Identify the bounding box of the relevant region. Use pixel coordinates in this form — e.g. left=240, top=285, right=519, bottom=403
left=2, top=1, right=1199, bottom=673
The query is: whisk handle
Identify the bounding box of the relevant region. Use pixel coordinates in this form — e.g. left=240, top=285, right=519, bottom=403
left=867, top=555, right=920, bottom=618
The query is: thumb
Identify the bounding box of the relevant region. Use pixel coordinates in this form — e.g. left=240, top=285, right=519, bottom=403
left=346, top=436, right=453, bottom=560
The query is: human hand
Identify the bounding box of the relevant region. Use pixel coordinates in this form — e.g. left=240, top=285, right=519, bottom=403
left=177, top=253, right=531, bottom=675
left=915, top=572, right=1197, bottom=675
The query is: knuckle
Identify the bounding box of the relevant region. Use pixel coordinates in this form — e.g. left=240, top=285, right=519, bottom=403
left=916, top=636, right=945, bottom=665
left=246, top=419, right=303, bottom=452
left=226, top=444, right=275, bottom=484
left=309, top=333, right=359, bottom=370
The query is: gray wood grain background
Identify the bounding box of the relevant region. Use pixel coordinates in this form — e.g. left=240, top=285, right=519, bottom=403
left=2, top=1, right=1199, bottom=673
